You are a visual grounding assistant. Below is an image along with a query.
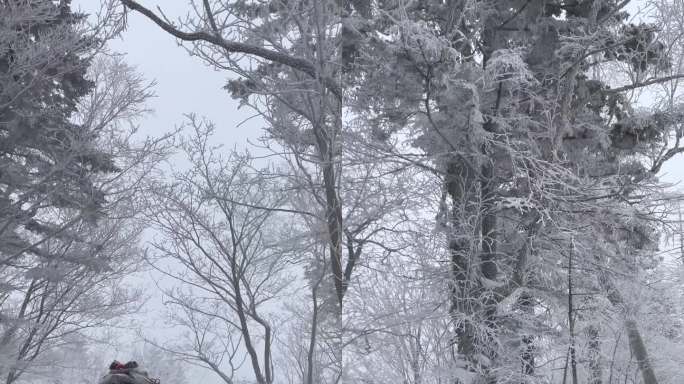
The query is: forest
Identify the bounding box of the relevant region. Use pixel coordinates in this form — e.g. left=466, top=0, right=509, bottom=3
left=2, top=0, right=684, bottom=383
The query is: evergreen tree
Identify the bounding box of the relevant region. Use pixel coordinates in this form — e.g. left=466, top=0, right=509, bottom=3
left=0, top=2, right=159, bottom=383
left=0, top=0, right=115, bottom=270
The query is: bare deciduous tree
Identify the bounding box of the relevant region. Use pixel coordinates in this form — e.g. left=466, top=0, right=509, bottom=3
left=145, top=119, right=294, bottom=384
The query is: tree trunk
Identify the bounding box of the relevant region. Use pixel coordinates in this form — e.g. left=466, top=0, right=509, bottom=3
left=446, top=159, right=479, bottom=376
left=568, top=242, right=578, bottom=384
left=601, top=275, right=659, bottom=384
left=586, top=325, right=602, bottom=384
left=624, top=319, right=659, bottom=384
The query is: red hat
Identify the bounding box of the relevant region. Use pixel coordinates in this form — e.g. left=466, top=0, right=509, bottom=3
left=109, top=361, right=126, bottom=370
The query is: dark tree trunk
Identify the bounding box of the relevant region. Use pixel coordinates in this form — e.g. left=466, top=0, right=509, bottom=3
left=586, top=325, right=602, bottom=384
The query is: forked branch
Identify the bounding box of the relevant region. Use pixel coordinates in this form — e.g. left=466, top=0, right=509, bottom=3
left=121, top=0, right=341, bottom=97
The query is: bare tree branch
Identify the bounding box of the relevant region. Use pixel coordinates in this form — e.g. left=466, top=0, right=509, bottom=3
left=120, top=0, right=342, bottom=98
left=605, top=74, right=684, bottom=94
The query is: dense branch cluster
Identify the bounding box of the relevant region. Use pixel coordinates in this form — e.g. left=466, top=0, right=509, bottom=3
left=0, top=1, right=167, bottom=383
left=4, top=1, right=684, bottom=384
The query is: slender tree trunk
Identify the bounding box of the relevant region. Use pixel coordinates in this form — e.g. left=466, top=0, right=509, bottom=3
left=586, top=325, right=602, bottom=384
left=520, top=307, right=535, bottom=378
left=480, top=159, right=499, bottom=384
left=306, top=284, right=320, bottom=384
left=601, top=274, right=659, bottom=384
left=568, top=240, right=578, bottom=384
left=411, top=325, right=423, bottom=384
left=446, top=160, right=479, bottom=376
left=624, top=320, right=659, bottom=384
left=6, top=369, right=17, bottom=384
left=480, top=161, right=498, bottom=284
left=513, top=210, right=541, bottom=381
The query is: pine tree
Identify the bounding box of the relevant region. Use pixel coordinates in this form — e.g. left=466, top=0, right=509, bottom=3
left=0, top=0, right=115, bottom=270
left=347, top=1, right=683, bottom=382
left=0, top=2, right=158, bottom=382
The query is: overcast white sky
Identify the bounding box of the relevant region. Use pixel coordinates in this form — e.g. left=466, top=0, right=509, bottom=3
left=77, top=0, right=262, bottom=147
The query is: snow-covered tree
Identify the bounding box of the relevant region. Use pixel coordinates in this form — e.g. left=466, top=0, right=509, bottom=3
left=0, top=2, right=165, bottom=383
left=144, top=120, right=293, bottom=384
left=345, top=1, right=684, bottom=383
left=121, top=1, right=684, bottom=383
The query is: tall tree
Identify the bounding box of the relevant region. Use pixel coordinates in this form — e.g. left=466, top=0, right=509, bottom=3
left=121, top=1, right=413, bottom=382
left=0, top=2, right=164, bottom=382
left=121, top=1, right=684, bottom=383
left=347, top=1, right=684, bottom=382
left=144, top=121, right=290, bottom=384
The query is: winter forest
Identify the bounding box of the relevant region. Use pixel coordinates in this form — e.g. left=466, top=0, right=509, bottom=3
left=6, top=0, right=684, bottom=383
